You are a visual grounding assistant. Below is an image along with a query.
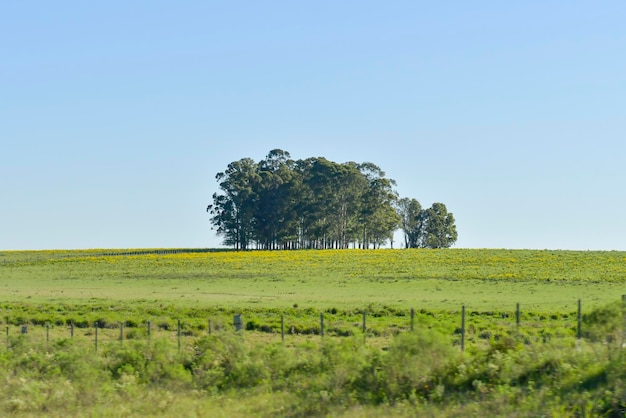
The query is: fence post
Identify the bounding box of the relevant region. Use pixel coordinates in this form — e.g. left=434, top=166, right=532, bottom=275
left=577, top=299, right=582, bottom=340
left=147, top=320, right=151, bottom=340
left=362, top=311, right=367, bottom=341
left=70, top=323, right=74, bottom=339
left=95, top=323, right=99, bottom=352
left=177, top=319, right=181, bottom=352
left=119, top=323, right=124, bottom=343
left=461, top=305, right=466, bottom=352
left=208, top=319, right=212, bottom=336
left=234, top=314, right=243, bottom=333
left=320, top=313, right=325, bottom=338
left=622, top=295, right=626, bottom=347
left=516, top=303, right=521, bottom=329
left=46, top=324, right=50, bottom=344
left=281, top=314, right=285, bottom=343
left=410, top=308, right=415, bottom=332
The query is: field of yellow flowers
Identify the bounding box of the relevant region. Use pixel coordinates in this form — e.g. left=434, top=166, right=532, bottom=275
left=1, top=248, right=624, bottom=335
left=2, top=248, right=625, bottom=306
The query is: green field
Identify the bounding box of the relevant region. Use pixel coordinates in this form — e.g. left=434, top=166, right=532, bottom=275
left=2, top=248, right=625, bottom=347
left=2, top=248, right=626, bottom=311
left=2, top=248, right=626, bottom=417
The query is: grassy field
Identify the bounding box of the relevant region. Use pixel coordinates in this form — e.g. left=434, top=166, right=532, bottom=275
left=2, top=248, right=625, bottom=343
left=2, top=248, right=625, bottom=312
left=2, top=248, right=626, bottom=417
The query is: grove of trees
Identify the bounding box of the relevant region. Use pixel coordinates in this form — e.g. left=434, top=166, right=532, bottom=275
left=207, top=149, right=457, bottom=250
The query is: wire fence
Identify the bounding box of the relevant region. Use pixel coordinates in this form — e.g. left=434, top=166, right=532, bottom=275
left=5, top=297, right=621, bottom=353
left=0, top=248, right=221, bottom=265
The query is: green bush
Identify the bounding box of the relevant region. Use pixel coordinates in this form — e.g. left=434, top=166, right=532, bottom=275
left=190, top=333, right=267, bottom=391
left=354, top=327, right=456, bottom=404
left=584, top=301, right=622, bottom=344
left=104, top=340, right=191, bottom=388
left=1, top=302, right=626, bottom=416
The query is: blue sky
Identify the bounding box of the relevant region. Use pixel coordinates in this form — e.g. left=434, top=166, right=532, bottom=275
left=2, top=1, right=625, bottom=251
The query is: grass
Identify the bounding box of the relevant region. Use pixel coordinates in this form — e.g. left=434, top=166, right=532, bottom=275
left=2, top=248, right=623, bottom=348
left=1, top=320, right=625, bottom=417
left=2, top=248, right=625, bottom=313
left=2, top=248, right=626, bottom=416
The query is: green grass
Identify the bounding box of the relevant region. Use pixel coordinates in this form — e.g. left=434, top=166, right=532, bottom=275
left=2, top=248, right=626, bottom=416
left=0, top=249, right=618, bottom=344
left=1, top=321, right=625, bottom=417
left=1, top=248, right=624, bottom=345
left=2, top=248, right=625, bottom=313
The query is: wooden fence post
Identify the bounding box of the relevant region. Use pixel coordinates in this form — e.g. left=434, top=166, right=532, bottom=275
left=95, top=323, right=98, bottom=352
left=46, top=324, right=50, bottom=344
left=70, top=323, right=74, bottom=339
left=281, top=314, right=285, bottom=343
left=119, top=323, right=124, bottom=343
left=362, top=311, right=367, bottom=341
left=516, top=303, right=520, bottom=329
left=147, top=320, right=151, bottom=340
left=410, top=308, right=415, bottom=332
left=577, top=299, right=582, bottom=340
left=461, top=305, right=466, bottom=352
left=177, top=319, right=182, bottom=351
left=622, top=295, right=626, bottom=347
left=208, top=319, right=212, bottom=336
left=320, top=313, right=325, bottom=338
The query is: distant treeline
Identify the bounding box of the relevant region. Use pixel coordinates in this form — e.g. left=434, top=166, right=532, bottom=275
left=207, top=149, right=457, bottom=250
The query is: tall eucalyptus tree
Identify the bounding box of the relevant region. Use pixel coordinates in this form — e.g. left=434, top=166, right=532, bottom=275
left=397, top=198, right=424, bottom=248
left=255, top=149, right=299, bottom=249
left=299, top=158, right=363, bottom=248
left=358, top=163, right=399, bottom=248
left=421, top=202, right=458, bottom=248
left=207, top=158, right=260, bottom=250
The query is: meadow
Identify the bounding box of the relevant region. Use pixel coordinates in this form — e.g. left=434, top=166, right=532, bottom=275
left=1, top=248, right=626, bottom=417
left=3, top=248, right=626, bottom=311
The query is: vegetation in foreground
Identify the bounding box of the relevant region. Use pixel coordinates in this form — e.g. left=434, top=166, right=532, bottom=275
left=1, top=301, right=626, bottom=417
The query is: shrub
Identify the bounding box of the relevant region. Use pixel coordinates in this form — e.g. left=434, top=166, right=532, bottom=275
left=190, top=334, right=264, bottom=390
left=584, top=301, right=622, bottom=344
left=104, top=340, right=191, bottom=387
left=355, top=327, right=456, bottom=404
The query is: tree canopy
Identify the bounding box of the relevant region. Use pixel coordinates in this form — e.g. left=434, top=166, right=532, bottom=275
left=207, top=149, right=457, bottom=250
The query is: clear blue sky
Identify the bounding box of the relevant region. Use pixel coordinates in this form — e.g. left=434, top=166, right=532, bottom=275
left=2, top=1, right=625, bottom=251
